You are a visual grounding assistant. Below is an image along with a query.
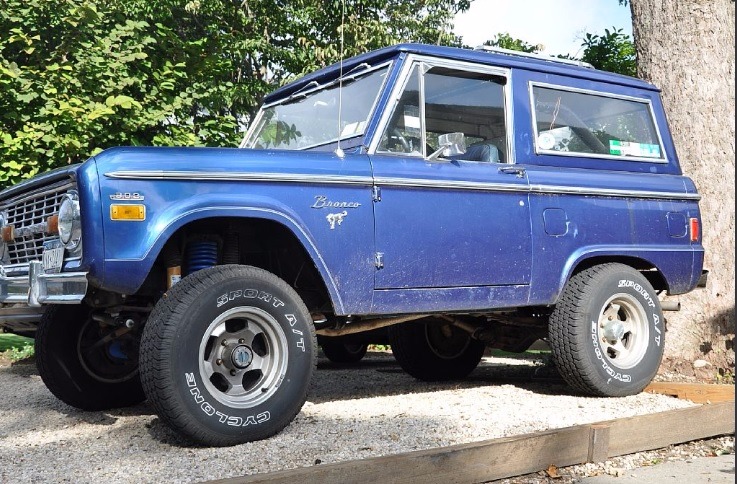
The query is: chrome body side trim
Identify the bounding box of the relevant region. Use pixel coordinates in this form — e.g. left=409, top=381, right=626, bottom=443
left=106, top=171, right=374, bottom=186
left=528, top=184, right=701, bottom=201
left=104, top=170, right=700, bottom=200
left=373, top=177, right=528, bottom=193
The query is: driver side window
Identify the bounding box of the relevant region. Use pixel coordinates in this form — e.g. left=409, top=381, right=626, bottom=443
left=378, top=66, right=423, bottom=155
left=377, top=63, right=509, bottom=163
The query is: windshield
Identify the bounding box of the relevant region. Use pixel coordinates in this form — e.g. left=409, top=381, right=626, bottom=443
left=243, top=65, right=389, bottom=150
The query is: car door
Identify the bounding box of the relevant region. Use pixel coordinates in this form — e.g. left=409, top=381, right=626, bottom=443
left=369, top=59, right=532, bottom=293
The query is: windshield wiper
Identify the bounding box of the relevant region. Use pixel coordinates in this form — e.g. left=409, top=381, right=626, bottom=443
left=284, top=80, right=320, bottom=104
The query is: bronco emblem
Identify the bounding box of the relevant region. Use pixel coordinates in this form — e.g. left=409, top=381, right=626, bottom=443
left=311, top=195, right=361, bottom=209
left=326, top=211, right=348, bottom=229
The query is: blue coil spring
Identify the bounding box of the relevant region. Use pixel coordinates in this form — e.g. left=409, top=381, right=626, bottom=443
left=186, top=240, right=218, bottom=274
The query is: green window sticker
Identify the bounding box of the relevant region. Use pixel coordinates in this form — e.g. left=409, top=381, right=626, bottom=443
left=610, top=140, right=661, bottom=158
left=610, top=140, right=623, bottom=156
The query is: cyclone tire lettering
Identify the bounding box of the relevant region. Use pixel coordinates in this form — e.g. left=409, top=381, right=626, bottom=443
left=186, top=373, right=271, bottom=426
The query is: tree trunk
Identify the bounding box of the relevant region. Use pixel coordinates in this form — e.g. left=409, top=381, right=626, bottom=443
left=629, top=0, right=735, bottom=375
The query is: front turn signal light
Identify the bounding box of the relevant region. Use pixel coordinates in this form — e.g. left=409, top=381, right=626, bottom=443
left=111, top=204, right=146, bottom=221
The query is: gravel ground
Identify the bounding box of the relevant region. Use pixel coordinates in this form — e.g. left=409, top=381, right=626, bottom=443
left=0, top=351, right=729, bottom=484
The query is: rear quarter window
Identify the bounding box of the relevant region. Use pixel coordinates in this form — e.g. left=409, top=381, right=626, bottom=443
left=531, top=84, right=664, bottom=162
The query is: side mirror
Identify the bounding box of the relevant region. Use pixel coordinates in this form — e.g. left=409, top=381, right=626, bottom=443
left=428, top=132, right=466, bottom=161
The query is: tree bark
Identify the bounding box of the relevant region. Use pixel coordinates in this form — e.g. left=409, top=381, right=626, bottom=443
left=629, top=0, right=735, bottom=373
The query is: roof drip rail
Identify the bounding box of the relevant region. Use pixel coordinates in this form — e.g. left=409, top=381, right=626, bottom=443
left=474, top=45, right=595, bottom=69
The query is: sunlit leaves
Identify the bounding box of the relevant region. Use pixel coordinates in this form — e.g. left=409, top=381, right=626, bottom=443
left=580, top=28, right=636, bottom=77
left=0, top=0, right=470, bottom=189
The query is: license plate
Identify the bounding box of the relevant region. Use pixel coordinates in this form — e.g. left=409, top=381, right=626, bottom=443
left=42, top=247, right=65, bottom=273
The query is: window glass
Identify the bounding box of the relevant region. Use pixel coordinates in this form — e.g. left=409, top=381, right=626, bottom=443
left=377, top=66, right=422, bottom=155
left=378, top=64, right=508, bottom=163
left=246, top=66, right=388, bottom=150
left=532, top=85, right=663, bottom=159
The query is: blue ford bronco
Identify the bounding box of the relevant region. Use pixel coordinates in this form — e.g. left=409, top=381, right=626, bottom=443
left=0, top=43, right=706, bottom=446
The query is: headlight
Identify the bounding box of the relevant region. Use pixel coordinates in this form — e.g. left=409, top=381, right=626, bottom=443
left=58, top=193, right=81, bottom=249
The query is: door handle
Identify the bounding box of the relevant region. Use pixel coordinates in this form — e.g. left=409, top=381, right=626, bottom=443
left=498, top=166, right=526, bottom=178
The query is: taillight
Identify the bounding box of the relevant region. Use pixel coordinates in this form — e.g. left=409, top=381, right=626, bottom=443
left=689, top=218, right=700, bottom=242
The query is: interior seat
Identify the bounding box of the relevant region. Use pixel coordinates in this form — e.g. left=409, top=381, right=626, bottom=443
left=460, top=141, right=502, bottom=163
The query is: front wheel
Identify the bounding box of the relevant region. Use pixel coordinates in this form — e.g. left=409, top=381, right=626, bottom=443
left=140, top=265, right=316, bottom=446
left=35, top=305, right=145, bottom=410
left=548, top=263, right=665, bottom=397
left=388, top=318, right=485, bottom=381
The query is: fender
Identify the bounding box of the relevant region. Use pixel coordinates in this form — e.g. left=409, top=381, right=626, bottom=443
left=101, top=197, right=347, bottom=314
left=91, top=146, right=376, bottom=315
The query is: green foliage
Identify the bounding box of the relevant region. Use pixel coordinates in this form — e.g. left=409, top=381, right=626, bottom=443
left=259, top=120, right=302, bottom=149
left=0, top=333, right=34, bottom=362
left=483, top=33, right=542, bottom=53
left=579, top=28, right=636, bottom=76
left=0, top=333, right=33, bottom=352
left=482, top=26, right=635, bottom=78
left=6, top=342, right=34, bottom=362
left=367, top=344, right=391, bottom=352
left=0, top=0, right=470, bottom=190
left=0, top=0, right=212, bottom=187
left=716, top=367, right=735, bottom=385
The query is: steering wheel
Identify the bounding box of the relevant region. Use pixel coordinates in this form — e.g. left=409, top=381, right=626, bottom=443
left=391, top=128, right=412, bottom=152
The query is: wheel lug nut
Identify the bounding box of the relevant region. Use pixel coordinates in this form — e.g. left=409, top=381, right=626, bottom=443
left=221, top=340, right=228, bottom=346
left=239, top=339, right=245, bottom=344
left=230, top=370, right=237, bottom=376
left=216, top=359, right=223, bottom=366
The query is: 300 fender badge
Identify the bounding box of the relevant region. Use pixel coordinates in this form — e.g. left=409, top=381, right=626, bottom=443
left=326, top=211, right=348, bottom=230
left=311, top=195, right=360, bottom=209
left=110, top=192, right=145, bottom=201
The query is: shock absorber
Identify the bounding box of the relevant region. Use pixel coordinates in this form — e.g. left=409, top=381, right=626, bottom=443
left=185, top=237, right=219, bottom=275
left=162, top=240, right=182, bottom=289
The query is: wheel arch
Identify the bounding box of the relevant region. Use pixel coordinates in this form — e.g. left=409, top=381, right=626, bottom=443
left=556, top=253, right=668, bottom=304
left=117, top=209, right=343, bottom=314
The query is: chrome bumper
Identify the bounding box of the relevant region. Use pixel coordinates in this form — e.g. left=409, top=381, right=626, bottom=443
left=0, top=261, right=88, bottom=307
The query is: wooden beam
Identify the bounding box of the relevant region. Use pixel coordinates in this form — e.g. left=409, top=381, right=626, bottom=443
left=605, top=401, right=735, bottom=457
left=209, top=402, right=735, bottom=484
left=644, top=382, right=735, bottom=403
left=587, top=424, right=610, bottom=463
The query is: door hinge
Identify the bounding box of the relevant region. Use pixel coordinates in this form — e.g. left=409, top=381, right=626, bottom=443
left=372, top=185, right=382, bottom=202
left=374, top=252, right=384, bottom=269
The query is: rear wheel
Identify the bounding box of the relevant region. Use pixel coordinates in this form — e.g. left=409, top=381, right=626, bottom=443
left=388, top=318, right=485, bottom=381
left=320, top=338, right=368, bottom=364
left=549, top=263, right=665, bottom=397
left=140, top=265, right=316, bottom=446
left=35, top=305, right=145, bottom=410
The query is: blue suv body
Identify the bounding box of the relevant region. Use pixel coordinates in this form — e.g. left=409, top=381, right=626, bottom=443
left=0, top=44, right=705, bottom=446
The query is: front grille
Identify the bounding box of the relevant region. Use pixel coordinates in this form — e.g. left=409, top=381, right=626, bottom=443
left=1, top=180, right=75, bottom=265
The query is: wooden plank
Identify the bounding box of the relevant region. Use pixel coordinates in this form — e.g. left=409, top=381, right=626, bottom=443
left=606, top=401, right=735, bottom=456
left=588, top=424, right=610, bottom=463
left=208, top=402, right=735, bottom=484
left=644, top=382, right=735, bottom=403
left=211, top=425, right=593, bottom=484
